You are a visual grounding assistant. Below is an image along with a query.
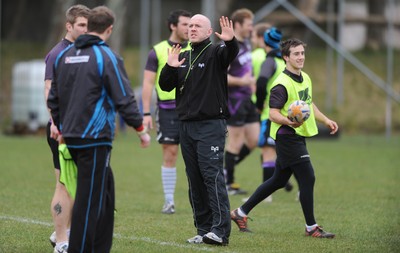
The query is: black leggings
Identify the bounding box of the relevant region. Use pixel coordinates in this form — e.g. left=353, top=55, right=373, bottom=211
left=241, top=161, right=316, bottom=225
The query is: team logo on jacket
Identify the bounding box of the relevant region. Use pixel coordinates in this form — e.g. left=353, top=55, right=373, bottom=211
left=65, top=55, right=90, bottom=64
left=198, top=63, right=205, bottom=68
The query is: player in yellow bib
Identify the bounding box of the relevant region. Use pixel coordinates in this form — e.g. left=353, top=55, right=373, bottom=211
left=141, top=10, right=191, bottom=214
left=231, top=38, right=339, bottom=238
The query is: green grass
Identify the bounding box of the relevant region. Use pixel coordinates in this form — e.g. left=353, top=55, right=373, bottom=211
left=0, top=133, right=399, bottom=252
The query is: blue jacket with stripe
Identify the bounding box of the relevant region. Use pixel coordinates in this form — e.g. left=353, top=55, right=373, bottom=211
left=47, top=34, right=143, bottom=147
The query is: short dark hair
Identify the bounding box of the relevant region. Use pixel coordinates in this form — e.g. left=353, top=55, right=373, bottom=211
left=66, top=4, right=90, bottom=25
left=167, top=9, right=192, bottom=32
left=280, top=38, right=307, bottom=57
left=88, top=6, right=115, bottom=33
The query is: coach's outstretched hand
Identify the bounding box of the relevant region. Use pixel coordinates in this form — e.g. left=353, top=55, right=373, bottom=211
left=215, top=16, right=234, bottom=42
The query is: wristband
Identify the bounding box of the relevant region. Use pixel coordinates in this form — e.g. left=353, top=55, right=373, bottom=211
left=136, top=126, right=148, bottom=136
left=143, top=112, right=151, bottom=116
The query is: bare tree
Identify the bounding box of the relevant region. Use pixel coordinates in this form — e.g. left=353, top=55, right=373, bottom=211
left=46, top=0, right=77, bottom=49
left=106, top=0, right=127, bottom=54
left=367, top=0, right=385, bottom=50
left=290, top=0, right=320, bottom=40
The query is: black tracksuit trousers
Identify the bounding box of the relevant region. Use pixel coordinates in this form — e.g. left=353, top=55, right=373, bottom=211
left=180, top=119, right=231, bottom=244
left=67, top=145, right=115, bottom=253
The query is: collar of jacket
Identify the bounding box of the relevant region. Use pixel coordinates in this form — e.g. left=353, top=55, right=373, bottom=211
left=190, top=38, right=211, bottom=52
left=74, top=34, right=107, bottom=49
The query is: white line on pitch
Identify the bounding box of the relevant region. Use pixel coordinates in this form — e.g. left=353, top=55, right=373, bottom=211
left=0, top=215, right=237, bottom=253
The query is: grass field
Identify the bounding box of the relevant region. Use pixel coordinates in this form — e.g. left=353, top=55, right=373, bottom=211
left=0, top=132, right=399, bottom=253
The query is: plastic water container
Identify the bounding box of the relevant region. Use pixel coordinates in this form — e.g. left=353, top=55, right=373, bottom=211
left=12, top=60, right=48, bottom=131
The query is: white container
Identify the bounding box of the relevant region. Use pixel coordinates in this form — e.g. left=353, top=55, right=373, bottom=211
left=12, top=60, right=48, bottom=131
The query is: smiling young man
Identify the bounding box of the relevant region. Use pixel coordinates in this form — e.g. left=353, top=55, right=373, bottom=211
left=231, top=38, right=338, bottom=239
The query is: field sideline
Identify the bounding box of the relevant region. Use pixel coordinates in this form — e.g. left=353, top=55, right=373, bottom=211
left=0, top=132, right=399, bottom=253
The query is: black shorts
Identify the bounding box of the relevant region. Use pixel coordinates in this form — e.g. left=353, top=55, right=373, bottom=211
left=275, top=133, right=310, bottom=169
left=46, top=121, right=60, bottom=169
left=155, top=108, right=180, bottom=144
left=226, top=96, right=259, bottom=126
left=258, top=119, right=276, bottom=147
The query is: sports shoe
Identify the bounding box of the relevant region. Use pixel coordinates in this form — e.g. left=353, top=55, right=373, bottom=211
left=305, top=226, right=335, bottom=238
left=202, top=232, right=227, bottom=246
left=186, top=235, right=203, bottom=244
left=49, top=231, right=56, bottom=247
left=161, top=202, right=175, bottom=214
left=284, top=181, right=293, bottom=192
left=53, top=243, right=68, bottom=253
left=230, top=208, right=252, bottom=232
left=227, top=183, right=247, bottom=195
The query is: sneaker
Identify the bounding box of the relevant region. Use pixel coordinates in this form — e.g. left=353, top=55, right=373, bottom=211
left=227, top=183, right=247, bottom=195
left=186, top=235, right=203, bottom=244
left=161, top=202, right=175, bottom=214
left=49, top=231, right=56, bottom=247
left=305, top=226, right=335, bottom=238
left=284, top=181, right=293, bottom=192
left=202, top=232, right=227, bottom=246
left=230, top=208, right=252, bottom=232
left=53, top=243, right=68, bottom=253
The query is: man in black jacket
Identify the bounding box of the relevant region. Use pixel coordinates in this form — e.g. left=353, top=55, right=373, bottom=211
left=159, top=14, right=239, bottom=246
left=47, top=6, right=150, bottom=253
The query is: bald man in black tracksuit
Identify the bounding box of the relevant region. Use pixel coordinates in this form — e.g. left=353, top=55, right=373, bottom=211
left=159, top=15, right=239, bottom=246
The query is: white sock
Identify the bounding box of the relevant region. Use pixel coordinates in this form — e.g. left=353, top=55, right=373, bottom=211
left=237, top=207, right=247, bottom=217
left=306, top=224, right=318, bottom=232
left=162, top=166, right=176, bottom=204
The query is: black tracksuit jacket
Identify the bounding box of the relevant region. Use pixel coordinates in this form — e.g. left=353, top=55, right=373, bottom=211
left=159, top=37, right=239, bottom=121
left=47, top=34, right=143, bottom=146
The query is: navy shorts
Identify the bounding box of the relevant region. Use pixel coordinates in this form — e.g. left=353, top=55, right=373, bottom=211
left=46, top=121, right=60, bottom=169
left=155, top=108, right=180, bottom=144
left=258, top=119, right=276, bottom=147
left=226, top=97, right=259, bottom=127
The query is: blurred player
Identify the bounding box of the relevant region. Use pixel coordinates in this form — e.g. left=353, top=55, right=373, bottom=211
left=141, top=9, right=191, bottom=214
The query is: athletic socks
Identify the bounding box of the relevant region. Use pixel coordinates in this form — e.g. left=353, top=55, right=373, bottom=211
left=306, top=224, right=319, bottom=232
left=224, top=151, right=237, bottom=185
left=235, top=144, right=251, bottom=165
left=161, top=166, right=176, bottom=204
left=262, top=161, right=275, bottom=182
left=237, top=207, right=247, bottom=217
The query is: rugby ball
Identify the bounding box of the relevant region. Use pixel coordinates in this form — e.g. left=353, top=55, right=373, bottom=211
left=288, top=100, right=310, bottom=123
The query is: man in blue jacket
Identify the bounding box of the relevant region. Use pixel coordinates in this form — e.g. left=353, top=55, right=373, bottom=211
left=47, top=6, right=150, bottom=253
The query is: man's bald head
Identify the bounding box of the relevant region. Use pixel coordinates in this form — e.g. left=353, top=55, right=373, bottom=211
left=188, top=14, right=213, bottom=43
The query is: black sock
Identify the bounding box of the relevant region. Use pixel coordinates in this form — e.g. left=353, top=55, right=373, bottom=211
left=225, top=151, right=236, bottom=185
left=262, top=161, right=275, bottom=182
left=235, top=144, right=251, bottom=165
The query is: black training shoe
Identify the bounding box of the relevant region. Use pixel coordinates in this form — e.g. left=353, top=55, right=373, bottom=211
left=227, top=183, right=247, bottom=195
left=305, top=226, right=335, bottom=238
